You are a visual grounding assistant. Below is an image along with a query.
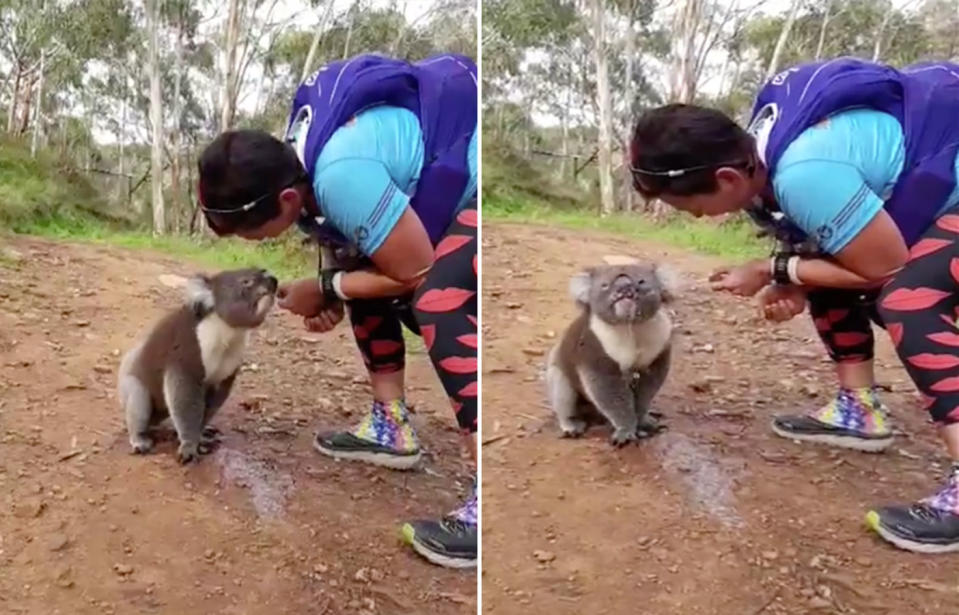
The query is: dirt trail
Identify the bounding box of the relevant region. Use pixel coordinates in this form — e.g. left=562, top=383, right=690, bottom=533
left=0, top=235, right=476, bottom=615
left=482, top=221, right=959, bottom=615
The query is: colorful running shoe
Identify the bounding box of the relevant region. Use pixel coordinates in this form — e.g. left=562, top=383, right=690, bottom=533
left=314, top=399, right=421, bottom=470
left=401, top=480, right=477, bottom=568
left=771, top=386, right=893, bottom=452
left=866, top=465, right=959, bottom=553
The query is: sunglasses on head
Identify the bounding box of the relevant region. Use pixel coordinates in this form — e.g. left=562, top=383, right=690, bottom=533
left=629, top=158, right=755, bottom=194
left=198, top=172, right=309, bottom=233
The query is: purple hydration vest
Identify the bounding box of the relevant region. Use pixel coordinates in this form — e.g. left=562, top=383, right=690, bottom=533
left=747, top=56, right=959, bottom=247
left=285, top=53, right=477, bottom=246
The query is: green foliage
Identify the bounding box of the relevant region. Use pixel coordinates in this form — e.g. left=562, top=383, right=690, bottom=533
left=485, top=193, right=767, bottom=260
left=0, top=135, right=124, bottom=230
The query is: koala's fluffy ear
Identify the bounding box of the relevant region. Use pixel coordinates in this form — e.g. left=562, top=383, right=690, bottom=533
left=653, top=263, right=681, bottom=303
left=185, top=274, right=215, bottom=316
left=568, top=268, right=594, bottom=305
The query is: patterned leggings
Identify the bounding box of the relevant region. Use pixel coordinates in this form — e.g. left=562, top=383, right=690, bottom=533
left=808, top=205, right=959, bottom=425
left=346, top=203, right=478, bottom=434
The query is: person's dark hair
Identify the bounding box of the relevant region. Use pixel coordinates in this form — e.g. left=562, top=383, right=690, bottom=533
left=197, top=129, right=307, bottom=235
left=629, top=103, right=755, bottom=199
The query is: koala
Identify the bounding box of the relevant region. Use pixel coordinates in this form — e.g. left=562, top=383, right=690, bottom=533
left=545, top=262, right=675, bottom=447
left=116, top=268, right=278, bottom=464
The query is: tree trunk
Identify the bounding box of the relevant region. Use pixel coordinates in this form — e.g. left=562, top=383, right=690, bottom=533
left=766, top=0, right=801, bottom=82
left=7, top=64, right=21, bottom=134
left=591, top=0, right=615, bottom=216
left=300, top=1, right=336, bottom=83
left=147, top=0, right=166, bottom=235
left=342, top=3, right=357, bottom=59
left=815, top=0, right=831, bottom=60
left=220, top=0, right=241, bottom=132
left=872, top=2, right=897, bottom=62
left=621, top=4, right=636, bottom=211
left=30, top=50, right=45, bottom=157
left=673, top=0, right=702, bottom=103
left=171, top=9, right=185, bottom=234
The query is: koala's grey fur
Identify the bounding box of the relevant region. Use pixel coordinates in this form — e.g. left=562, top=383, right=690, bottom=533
left=545, top=262, right=675, bottom=447
left=117, top=268, right=278, bottom=464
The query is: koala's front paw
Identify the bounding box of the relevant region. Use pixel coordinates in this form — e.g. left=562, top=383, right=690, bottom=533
left=177, top=441, right=200, bottom=465
left=610, top=428, right=638, bottom=447
left=636, top=415, right=667, bottom=439
left=129, top=436, right=154, bottom=455
left=559, top=418, right=587, bottom=438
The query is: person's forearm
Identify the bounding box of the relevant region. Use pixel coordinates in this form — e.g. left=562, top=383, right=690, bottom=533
left=338, top=268, right=423, bottom=299
left=793, top=257, right=893, bottom=290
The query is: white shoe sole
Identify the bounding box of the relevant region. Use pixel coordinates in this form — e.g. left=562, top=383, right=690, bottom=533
left=313, top=439, right=421, bottom=470
left=401, top=524, right=477, bottom=568
left=771, top=422, right=893, bottom=453
left=408, top=540, right=477, bottom=568
left=866, top=511, right=959, bottom=553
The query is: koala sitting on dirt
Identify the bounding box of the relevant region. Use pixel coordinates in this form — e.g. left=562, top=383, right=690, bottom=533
left=545, top=261, right=675, bottom=446
left=116, top=268, right=278, bottom=464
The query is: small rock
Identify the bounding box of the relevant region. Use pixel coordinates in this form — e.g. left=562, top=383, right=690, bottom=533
left=113, top=564, right=133, bottom=576
left=855, top=557, right=872, bottom=567
left=48, top=533, right=69, bottom=551
left=809, top=597, right=831, bottom=609
left=369, top=568, right=385, bottom=582
left=689, top=380, right=711, bottom=393
left=354, top=567, right=370, bottom=583
left=506, top=302, right=522, bottom=309
left=313, top=563, right=329, bottom=574
left=761, top=550, right=778, bottom=561
left=532, top=549, right=555, bottom=563
left=73, top=320, right=91, bottom=328
left=522, top=348, right=544, bottom=357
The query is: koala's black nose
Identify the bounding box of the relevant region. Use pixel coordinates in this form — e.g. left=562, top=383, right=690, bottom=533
left=265, top=275, right=278, bottom=292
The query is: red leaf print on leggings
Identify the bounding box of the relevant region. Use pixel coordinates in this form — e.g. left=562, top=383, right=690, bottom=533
left=907, top=353, right=959, bottom=369
left=416, top=288, right=475, bottom=313
left=881, top=287, right=950, bottom=311
left=421, top=324, right=436, bottom=351
left=834, top=332, right=869, bottom=347
left=827, top=309, right=849, bottom=323
left=950, top=258, right=959, bottom=285
left=467, top=315, right=477, bottom=327
left=909, top=238, right=952, bottom=261
left=458, top=381, right=478, bottom=397
left=928, top=331, right=959, bottom=347
left=456, top=333, right=478, bottom=348
left=947, top=405, right=959, bottom=423
left=439, top=356, right=477, bottom=374
left=371, top=340, right=403, bottom=356
left=886, top=322, right=904, bottom=347
left=457, top=209, right=478, bottom=227
left=931, top=376, right=959, bottom=392
left=937, top=214, right=959, bottom=233
left=434, top=235, right=472, bottom=259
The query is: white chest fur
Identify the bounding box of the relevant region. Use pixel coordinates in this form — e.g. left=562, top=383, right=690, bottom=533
left=589, top=310, right=672, bottom=372
left=195, top=314, right=249, bottom=385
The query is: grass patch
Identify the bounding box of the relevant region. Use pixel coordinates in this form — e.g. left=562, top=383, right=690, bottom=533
left=484, top=193, right=769, bottom=260
left=12, top=214, right=313, bottom=280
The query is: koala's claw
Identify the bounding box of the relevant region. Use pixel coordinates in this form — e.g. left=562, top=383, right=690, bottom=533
left=559, top=419, right=587, bottom=439
left=177, top=442, right=200, bottom=465
left=636, top=415, right=667, bottom=439
left=130, top=437, right=154, bottom=455
left=202, top=425, right=221, bottom=439
left=610, top=428, right=638, bottom=447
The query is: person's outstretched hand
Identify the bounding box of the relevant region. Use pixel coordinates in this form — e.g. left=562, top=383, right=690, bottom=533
left=304, top=302, right=345, bottom=333
left=277, top=277, right=324, bottom=316
left=757, top=284, right=807, bottom=322
left=709, top=259, right=771, bottom=297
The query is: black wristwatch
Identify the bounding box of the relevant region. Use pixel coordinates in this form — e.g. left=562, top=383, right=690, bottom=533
left=771, top=252, right=792, bottom=285
left=319, top=268, right=342, bottom=304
